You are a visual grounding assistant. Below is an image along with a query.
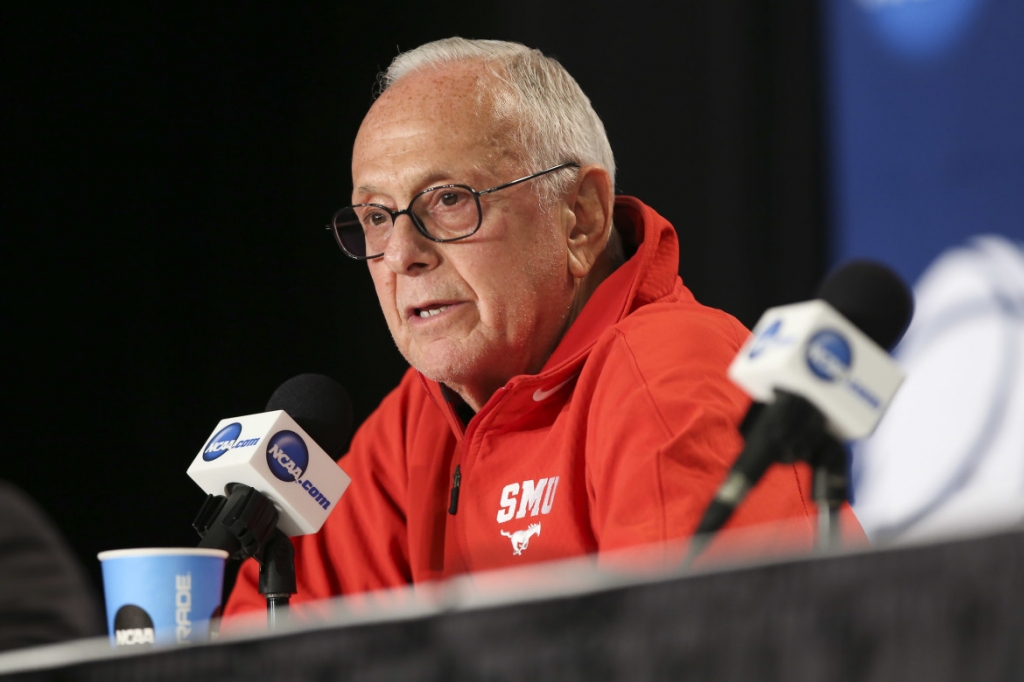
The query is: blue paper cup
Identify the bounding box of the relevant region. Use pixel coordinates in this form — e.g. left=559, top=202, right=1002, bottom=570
left=98, top=548, right=228, bottom=648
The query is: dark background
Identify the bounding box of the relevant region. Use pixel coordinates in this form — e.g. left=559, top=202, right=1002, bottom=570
left=3, top=2, right=827, bottom=590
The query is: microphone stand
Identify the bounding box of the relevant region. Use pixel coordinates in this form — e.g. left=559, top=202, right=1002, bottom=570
left=809, top=435, right=848, bottom=553
left=193, top=483, right=297, bottom=629
left=684, top=391, right=823, bottom=568
left=257, top=529, right=296, bottom=628
left=685, top=391, right=854, bottom=568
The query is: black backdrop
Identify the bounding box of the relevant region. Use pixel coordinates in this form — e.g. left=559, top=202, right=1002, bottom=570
left=4, top=2, right=827, bottom=589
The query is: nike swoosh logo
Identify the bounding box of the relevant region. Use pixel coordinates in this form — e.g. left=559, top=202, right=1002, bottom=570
left=532, top=376, right=576, bottom=402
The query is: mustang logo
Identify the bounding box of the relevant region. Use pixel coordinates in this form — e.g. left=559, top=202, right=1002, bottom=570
left=500, top=523, right=541, bottom=556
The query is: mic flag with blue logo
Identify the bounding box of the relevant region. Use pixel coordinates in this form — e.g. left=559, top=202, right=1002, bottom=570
left=189, top=374, right=353, bottom=542
left=688, top=261, right=913, bottom=559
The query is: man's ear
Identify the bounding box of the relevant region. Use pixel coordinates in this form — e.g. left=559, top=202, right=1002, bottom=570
left=565, top=165, right=615, bottom=279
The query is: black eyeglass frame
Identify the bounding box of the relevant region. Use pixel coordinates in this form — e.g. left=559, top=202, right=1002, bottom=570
left=328, top=161, right=581, bottom=260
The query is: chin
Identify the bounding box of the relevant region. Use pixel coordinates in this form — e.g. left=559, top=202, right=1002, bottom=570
left=407, top=343, right=501, bottom=393
left=405, top=344, right=472, bottom=383
left=411, top=357, right=478, bottom=388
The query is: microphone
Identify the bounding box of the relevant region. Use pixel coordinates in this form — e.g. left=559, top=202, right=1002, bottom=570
left=188, top=374, right=353, bottom=541
left=188, top=374, right=353, bottom=625
left=691, top=261, right=913, bottom=544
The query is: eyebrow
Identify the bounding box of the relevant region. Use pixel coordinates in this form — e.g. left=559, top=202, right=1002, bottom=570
left=354, top=169, right=487, bottom=198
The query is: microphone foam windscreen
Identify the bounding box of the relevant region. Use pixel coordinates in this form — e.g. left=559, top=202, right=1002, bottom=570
left=817, top=260, right=914, bottom=351
left=266, top=374, right=354, bottom=461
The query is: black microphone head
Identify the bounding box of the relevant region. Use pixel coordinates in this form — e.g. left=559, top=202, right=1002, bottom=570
left=265, top=374, right=353, bottom=461
left=817, top=260, right=914, bottom=351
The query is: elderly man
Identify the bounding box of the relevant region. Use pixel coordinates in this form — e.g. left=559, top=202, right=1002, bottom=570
left=224, top=38, right=817, bottom=616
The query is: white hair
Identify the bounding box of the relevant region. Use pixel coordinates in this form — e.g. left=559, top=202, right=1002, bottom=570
left=379, top=38, right=616, bottom=201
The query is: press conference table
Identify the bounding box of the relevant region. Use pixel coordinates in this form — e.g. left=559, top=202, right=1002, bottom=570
left=1, top=527, right=1022, bottom=681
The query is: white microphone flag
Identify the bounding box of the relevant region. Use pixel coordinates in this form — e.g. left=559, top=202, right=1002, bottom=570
left=729, top=300, right=905, bottom=441
left=187, top=410, right=351, bottom=536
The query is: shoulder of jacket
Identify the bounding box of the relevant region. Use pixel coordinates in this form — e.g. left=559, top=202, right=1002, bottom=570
left=610, top=300, right=750, bottom=354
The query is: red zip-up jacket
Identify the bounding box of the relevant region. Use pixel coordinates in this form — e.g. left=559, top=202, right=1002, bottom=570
left=224, top=197, right=828, bottom=619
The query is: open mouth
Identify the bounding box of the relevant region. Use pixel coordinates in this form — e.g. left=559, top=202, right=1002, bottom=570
left=414, top=303, right=453, bottom=319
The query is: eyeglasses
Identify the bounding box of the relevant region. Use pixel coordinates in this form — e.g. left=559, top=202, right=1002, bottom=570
left=328, top=162, right=580, bottom=260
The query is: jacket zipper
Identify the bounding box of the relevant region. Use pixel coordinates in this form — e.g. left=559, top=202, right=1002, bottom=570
left=448, top=465, right=461, bottom=515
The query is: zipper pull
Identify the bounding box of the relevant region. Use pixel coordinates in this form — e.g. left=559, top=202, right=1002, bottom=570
left=448, top=465, right=461, bottom=515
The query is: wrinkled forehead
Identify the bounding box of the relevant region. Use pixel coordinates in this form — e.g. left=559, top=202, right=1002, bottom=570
left=352, top=62, right=522, bottom=173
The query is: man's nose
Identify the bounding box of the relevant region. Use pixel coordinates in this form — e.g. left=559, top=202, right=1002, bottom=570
left=382, top=214, right=439, bottom=274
